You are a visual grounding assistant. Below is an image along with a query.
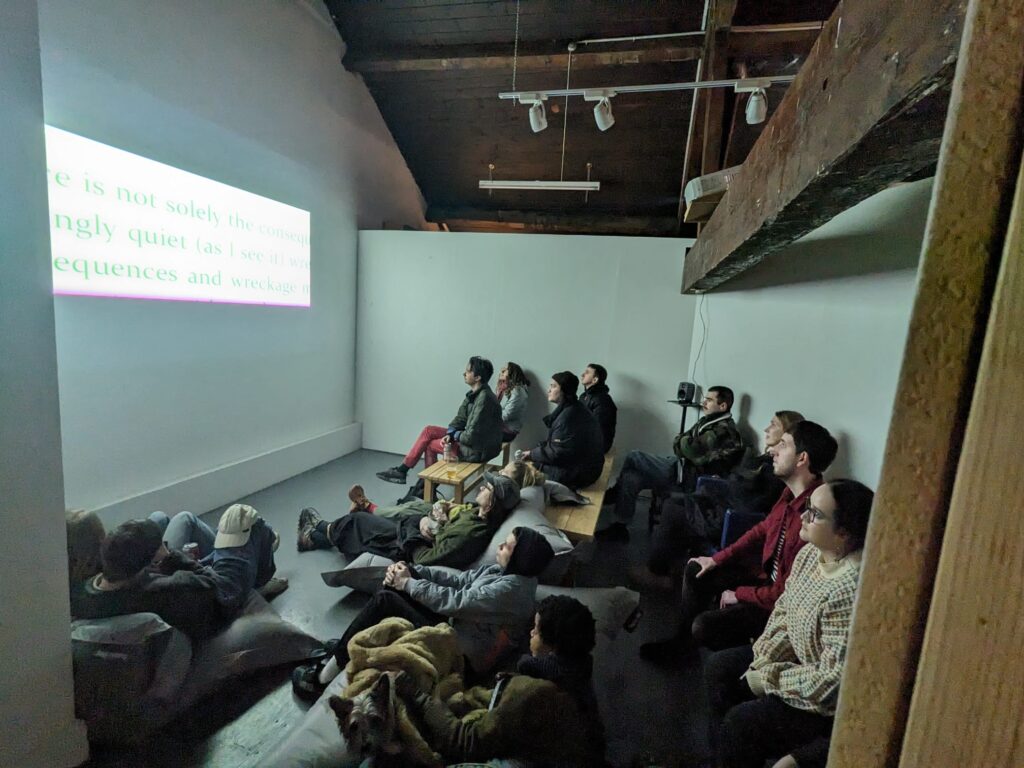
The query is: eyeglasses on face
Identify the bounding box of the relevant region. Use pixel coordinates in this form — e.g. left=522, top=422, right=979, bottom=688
left=801, top=502, right=830, bottom=523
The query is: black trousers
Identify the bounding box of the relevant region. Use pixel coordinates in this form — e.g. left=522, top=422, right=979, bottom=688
left=332, top=588, right=445, bottom=667
left=705, top=645, right=833, bottom=768
left=678, top=560, right=771, bottom=650
left=648, top=493, right=725, bottom=574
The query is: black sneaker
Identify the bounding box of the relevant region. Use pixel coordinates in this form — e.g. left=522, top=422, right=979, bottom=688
left=291, top=660, right=328, bottom=702
left=376, top=465, right=409, bottom=484
left=594, top=522, right=630, bottom=542
left=297, top=507, right=323, bottom=552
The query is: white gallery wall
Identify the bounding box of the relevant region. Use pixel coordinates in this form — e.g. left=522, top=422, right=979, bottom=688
left=0, top=2, right=89, bottom=765
left=37, top=0, right=426, bottom=524
left=683, top=179, right=932, bottom=486
left=356, top=231, right=698, bottom=459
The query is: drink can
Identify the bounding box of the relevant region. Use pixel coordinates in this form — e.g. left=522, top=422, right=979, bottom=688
left=183, top=542, right=199, bottom=560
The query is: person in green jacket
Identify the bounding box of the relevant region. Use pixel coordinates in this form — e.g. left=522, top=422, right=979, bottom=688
left=395, top=594, right=607, bottom=767
left=296, top=473, right=520, bottom=571
left=597, top=385, right=746, bottom=543
left=377, top=356, right=504, bottom=485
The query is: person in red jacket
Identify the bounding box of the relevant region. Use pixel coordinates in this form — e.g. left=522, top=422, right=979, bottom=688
left=640, top=420, right=838, bottom=663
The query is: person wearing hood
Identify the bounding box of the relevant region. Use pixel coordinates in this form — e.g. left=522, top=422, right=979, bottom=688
left=579, top=363, right=617, bottom=453
left=292, top=525, right=555, bottom=700
left=519, top=371, right=605, bottom=490
left=395, top=594, right=607, bottom=766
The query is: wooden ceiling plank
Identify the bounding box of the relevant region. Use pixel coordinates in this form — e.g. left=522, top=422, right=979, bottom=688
left=426, top=206, right=678, bottom=236
left=681, top=0, right=966, bottom=294
left=347, top=43, right=702, bottom=74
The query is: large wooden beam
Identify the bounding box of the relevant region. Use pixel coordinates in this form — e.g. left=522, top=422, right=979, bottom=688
left=682, top=0, right=965, bottom=293
left=827, top=0, right=1024, bottom=765
left=347, top=43, right=701, bottom=74
left=725, top=22, right=824, bottom=58
left=426, top=207, right=678, bottom=236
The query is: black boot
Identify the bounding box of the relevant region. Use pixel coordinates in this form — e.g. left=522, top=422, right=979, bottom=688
left=376, top=465, right=409, bottom=484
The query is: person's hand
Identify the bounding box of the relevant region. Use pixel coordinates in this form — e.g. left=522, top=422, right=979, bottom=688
left=390, top=569, right=411, bottom=591
left=441, top=434, right=452, bottom=446
left=689, top=555, right=717, bottom=578
left=719, top=589, right=739, bottom=609
left=519, top=449, right=532, bottom=461
left=418, top=516, right=435, bottom=539
left=771, top=755, right=798, bottom=768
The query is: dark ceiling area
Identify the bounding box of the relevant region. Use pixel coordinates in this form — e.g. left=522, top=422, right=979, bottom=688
left=325, top=1, right=841, bottom=237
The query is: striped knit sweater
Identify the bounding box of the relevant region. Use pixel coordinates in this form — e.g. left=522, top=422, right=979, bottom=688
left=744, top=544, right=862, bottom=716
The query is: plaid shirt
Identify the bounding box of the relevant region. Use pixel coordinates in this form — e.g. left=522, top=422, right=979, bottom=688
left=747, top=544, right=862, bottom=716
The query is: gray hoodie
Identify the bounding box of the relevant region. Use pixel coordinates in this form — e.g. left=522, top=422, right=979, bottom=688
left=403, top=562, right=538, bottom=672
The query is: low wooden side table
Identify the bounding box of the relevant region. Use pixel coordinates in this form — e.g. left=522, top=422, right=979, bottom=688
left=417, top=461, right=487, bottom=504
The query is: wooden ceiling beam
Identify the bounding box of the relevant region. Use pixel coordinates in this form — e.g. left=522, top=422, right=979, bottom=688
left=347, top=43, right=701, bottom=74
left=725, top=22, right=824, bottom=58
left=426, top=207, right=679, bottom=236
left=681, top=0, right=966, bottom=293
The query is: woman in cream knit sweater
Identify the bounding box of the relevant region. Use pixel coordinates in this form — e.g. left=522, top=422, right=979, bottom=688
left=706, top=478, right=875, bottom=768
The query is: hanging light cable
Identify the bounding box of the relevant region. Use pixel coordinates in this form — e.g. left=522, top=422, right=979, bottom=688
left=559, top=43, right=575, bottom=180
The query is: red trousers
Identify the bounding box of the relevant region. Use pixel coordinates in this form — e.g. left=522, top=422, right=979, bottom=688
left=404, top=425, right=459, bottom=468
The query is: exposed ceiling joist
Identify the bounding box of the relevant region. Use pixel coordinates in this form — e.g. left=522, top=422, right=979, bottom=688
left=426, top=207, right=678, bottom=236
left=682, top=0, right=965, bottom=294
left=725, top=22, right=823, bottom=57
left=347, top=43, right=702, bottom=74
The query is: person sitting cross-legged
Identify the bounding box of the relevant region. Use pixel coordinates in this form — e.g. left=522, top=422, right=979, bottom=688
left=296, top=473, right=520, bottom=572
left=518, top=371, right=605, bottom=490
left=706, top=479, right=874, bottom=768
left=596, top=385, right=746, bottom=543
left=71, top=505, right=284, bottom=641
left=395, top=594, right=607, bottom=767
left=639, top=420, right=838, bottom=663
left=291, top=526, right=556, bottom=700
left=377, top=355, right=503, bottom=486
left=630, top=409, right=804, bottom=590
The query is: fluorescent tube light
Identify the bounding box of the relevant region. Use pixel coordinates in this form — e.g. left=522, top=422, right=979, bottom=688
left=479, top=180, right=601, bottom=192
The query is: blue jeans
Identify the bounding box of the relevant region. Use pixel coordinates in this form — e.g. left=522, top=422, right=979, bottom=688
left=148, top=510, right=216, bottom=559
left=612, top=450, right=679, bottom=524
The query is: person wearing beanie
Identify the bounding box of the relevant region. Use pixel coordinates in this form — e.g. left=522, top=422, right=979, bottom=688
left=70, top=504, right=283, bottom=639
left=518, top=371, right=604, bottom=489
left=296, top=474, right=520, bottom=572
left=395, top=594, right=606, bottom=766
left=292, top=525, right=556, bottom=700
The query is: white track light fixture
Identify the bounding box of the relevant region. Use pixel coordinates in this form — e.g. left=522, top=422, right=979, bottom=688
left=583, top=90, right=617, bottom=131
left=744, top=89, right=768, bottom=124
left=517, top=93, right=548, bottom=133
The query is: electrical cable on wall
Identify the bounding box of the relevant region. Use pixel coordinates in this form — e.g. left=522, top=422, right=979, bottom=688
left=691, top=293, right=710, bottom=384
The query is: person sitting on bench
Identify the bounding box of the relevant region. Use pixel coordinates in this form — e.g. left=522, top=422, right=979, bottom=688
left=71, top=505, right=283, bottom=640
left=579, top=362, right=617, bottom=453
left=518, top=371, right=604, bottom=490
left=639, top=421, right=837, bottom=663
left=296, top=473, right=520, bottom=571
left=596, top=385, right=745, bottom=543
left=395, top=594, right=606, bottom=766
left=377, top=356, right=503, bottom=485
left=291, top=526, right=556, bottom=700
left=705, top=479, right=874, bottom=768
left=496, top=361, right=530, bottom=441
left=630, top=410, right=805, bottom=590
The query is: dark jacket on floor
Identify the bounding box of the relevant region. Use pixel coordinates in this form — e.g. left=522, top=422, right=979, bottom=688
left=579, top=382, right=617, bottom=453
left=532, top=399, right=605, bottom=489
left=449, top=385, right=504, bottom=462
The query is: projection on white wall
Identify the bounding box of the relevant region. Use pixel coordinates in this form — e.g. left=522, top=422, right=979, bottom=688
left=43, top=126, right=311, bottom=307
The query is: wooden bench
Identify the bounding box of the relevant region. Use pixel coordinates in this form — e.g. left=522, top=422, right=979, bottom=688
left=545, top=451, right=616, bottom=543
left=417, top=442, right=512, bottom=503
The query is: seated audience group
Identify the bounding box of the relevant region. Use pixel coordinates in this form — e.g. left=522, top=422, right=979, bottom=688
left=65, top=354, right=875, bottom=768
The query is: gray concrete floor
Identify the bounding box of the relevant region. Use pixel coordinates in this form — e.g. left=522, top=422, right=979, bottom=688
left=83, top=450, right=712, bottom=768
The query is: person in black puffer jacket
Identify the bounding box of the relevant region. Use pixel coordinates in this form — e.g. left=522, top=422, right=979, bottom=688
left=520, top=371, right=604, bottom=490
left=579, top=363, right=617, bottom=453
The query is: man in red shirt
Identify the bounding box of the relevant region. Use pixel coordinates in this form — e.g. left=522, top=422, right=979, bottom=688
left=640, top=420, right=838, bottom=663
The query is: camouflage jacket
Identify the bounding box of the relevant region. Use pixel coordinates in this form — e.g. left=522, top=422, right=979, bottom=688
left=672, top=411, right=745, bottom=477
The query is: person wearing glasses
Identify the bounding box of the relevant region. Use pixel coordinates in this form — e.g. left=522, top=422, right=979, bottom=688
left=596, top=385, right=745, bottom=543
left=639, top=420, right=838, bottom=663
left=706, top=479, right=875, bottom=768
